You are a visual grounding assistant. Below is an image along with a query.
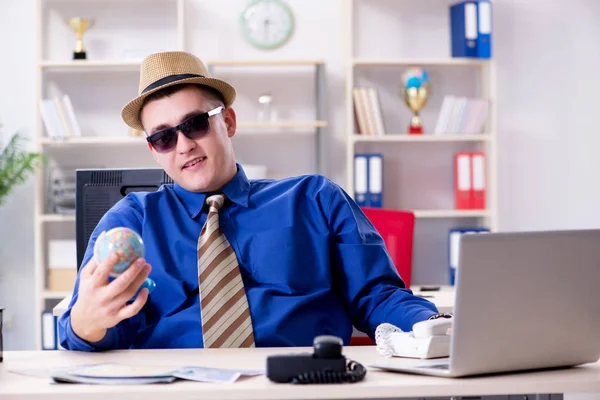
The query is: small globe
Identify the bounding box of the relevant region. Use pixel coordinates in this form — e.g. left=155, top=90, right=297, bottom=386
left=94, top=227, right=145, bottom=274
left=402, top=67, right=429, bottom=89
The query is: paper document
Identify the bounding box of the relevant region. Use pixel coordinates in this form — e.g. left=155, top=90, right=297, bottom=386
left=51, top=374, right=177, bottom=385
left=172, top=366, right=263, bottom=384
left=67, top=363, right=177, bottom=378
left=10, top=363, right=264, bottom=385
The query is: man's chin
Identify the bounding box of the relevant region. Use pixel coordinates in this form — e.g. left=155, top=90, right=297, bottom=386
left=174, top=174, right=210, bottom=193
left=194, top=177, right=220, bottom=192
left=186, top=182, right=212, bottom=193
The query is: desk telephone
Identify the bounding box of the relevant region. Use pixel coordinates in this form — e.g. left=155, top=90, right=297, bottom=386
left=375, top=318, right=453, bottom=359
left=266, top=335, right=367, bottom=384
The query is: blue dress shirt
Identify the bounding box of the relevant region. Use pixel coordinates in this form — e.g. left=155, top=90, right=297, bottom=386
left=58, top=164, right=439, bottom=351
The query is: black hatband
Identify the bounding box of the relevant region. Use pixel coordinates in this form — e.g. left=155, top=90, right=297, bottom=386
left=141, top=73, right=205, bottom=94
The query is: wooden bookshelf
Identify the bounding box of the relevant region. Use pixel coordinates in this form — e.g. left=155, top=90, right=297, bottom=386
left=40, top=136, right=144, bottom=145
left=39, top=60, right=142, bottom=70
left=414, top=209, right=491, bottom=219
left=42, top=291, right=73, bottom=300
left=32, top=0, right=188, bottom=351
left=238, top=121, right=328, bottom=129
left=353, top=58, right=490, bottom=67
left=207, top=59, right=324, bottom=67
left=37, top=214, right=75, bottom=223
left=343, top=1, right=498, bottom=288
left=351, top=134, right=491, bottom=143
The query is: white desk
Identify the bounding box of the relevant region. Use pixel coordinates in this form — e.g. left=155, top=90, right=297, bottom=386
left=410, top=285, right=455, bottom=314
left=53, top=295, right=71, bottom=317
left=52, top=286, right=455, bottom=317
left=1, top=347, right=599, bottom=400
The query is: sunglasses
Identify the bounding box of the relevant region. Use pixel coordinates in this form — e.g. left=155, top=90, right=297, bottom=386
left=146, top=106, right=223, bottom=153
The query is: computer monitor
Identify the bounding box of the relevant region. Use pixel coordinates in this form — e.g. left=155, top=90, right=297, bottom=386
left=75, top=168, right=174, bottom=271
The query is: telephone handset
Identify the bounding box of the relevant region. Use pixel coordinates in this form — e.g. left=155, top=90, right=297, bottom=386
left=266, top=335, right=367, bottom=384
left=413, top=317, right=453, bottom=338
left=375, top=318, right=453, bottom=359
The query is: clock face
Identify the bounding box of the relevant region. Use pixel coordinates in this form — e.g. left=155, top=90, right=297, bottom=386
left=241, top=0, right=294, bottom=50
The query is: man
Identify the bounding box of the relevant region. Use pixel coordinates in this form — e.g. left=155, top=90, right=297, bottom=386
left=57, top=51, right=447, bottom=351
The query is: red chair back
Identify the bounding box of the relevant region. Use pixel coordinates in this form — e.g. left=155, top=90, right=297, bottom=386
left=361, top=207, right=415, bottom=287
left=350, top=207, right=415, bottom=346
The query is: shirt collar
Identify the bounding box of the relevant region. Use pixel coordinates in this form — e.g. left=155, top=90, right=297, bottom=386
left=173, top=163, right=251, bottom=219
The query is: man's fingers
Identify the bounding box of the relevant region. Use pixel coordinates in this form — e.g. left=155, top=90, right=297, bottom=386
left=117, top=289, right=149, bottom=321
left=86, top=231, right=106, bottom=278
left=81, top=257, right=98, bottom=278
left=113, top=263, right=151, bottom=306
left=103, top=258, right=148, bottom=298
left=91, top=252, right=122, bottom=285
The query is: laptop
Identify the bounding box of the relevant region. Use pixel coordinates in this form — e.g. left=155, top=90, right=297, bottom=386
left=371, top=229, right=600, bottom=377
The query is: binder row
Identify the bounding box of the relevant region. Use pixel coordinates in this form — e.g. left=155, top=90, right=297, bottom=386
left=41, top=311, right=63, bottom=350
left=354, top=152, right=486, bottom=211
left=454, top=151, right=486, bottom=210
left=40, top=95, right=82, bottom=138
left=450, top=0, right=492, bottom=59
left=354, top=153, right=383, bottom=208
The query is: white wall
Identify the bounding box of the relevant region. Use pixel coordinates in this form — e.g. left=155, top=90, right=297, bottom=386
left=1, top=0, right=600, bottom=351
left=0, top=0, right=38, bottom=350
left=495, top=0, right=600, bottom=231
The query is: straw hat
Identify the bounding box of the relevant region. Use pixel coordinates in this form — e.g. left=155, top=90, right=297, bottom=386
left=121, top=51, right=236, bottom=132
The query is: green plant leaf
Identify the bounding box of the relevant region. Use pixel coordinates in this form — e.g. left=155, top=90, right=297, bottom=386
left=0, top=132, right=45, bottom=206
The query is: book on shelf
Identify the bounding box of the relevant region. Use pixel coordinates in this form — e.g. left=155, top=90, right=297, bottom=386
left=39, top=94, right=82, bottom=139
left=352, top=87, right=386, bottom=136
left=433, top=95, right=489, bottom=135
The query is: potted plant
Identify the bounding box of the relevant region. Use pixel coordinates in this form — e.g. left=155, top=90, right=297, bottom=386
left=0, top=131, right=44, bottom=205
left=0, top=128, right=44, bottom=362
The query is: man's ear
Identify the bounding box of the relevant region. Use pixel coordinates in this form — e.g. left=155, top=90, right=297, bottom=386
left=224, top=107, right=236, bottom=138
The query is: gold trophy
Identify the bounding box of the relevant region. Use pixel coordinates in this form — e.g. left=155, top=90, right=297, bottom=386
left=401, top=67, right=430, bottom=134
left=67, top=17, right=94, bottom=60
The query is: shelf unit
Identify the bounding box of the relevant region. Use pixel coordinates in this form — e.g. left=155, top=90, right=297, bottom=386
left=206, top=59, right=327, bottom=175
left=33, top=0, right=187, bottom=350
left=343, top=1, right=498, bottom=285
left=32, top=1, right=329, bottom=350
left=40, top=60, right=143, bottom=69
left=352, top=58, right=489, bottom=67
left=351, top=134, right=491, bottom=143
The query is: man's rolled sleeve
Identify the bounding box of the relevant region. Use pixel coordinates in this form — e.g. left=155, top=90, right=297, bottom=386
left=57, top=195, right=145, bottom=351
left=325, top=182, right=439, bottom=337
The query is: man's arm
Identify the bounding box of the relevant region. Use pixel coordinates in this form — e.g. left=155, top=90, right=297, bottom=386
left=57, top=198, right=147, bottom=351
left=324, top=181, right=439, bottom=337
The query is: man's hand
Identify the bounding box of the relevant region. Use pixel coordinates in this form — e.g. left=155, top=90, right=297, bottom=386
left=70, top=253, right=151, bottom=343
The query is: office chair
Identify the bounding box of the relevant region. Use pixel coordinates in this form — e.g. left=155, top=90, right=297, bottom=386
left=350, top=207, right=415, bottom=346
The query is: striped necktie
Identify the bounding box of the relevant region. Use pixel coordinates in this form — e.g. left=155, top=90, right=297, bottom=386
left=197, top=194, right=255, bottom=348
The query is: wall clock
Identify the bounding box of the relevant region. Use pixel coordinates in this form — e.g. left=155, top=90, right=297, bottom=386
left=240, top=0, right=295, bottom=50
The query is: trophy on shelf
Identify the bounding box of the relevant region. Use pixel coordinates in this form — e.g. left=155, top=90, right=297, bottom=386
left=401, top=67, right=430, bottom=134
left=66, top=17, right=94, bottom=60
